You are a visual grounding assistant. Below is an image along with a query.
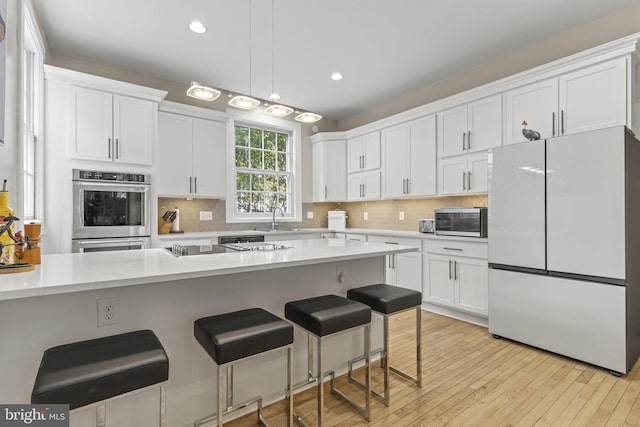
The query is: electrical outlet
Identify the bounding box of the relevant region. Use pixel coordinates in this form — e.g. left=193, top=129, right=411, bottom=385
left=97, top=297, right=119, bottom=327
left=399, top=211, right=405, bottom=221
left=307, top=211, right=314, bottom=219
left=200, top=211, right=213, bottom=221
left=336, top=265, right=346, bottom=283
left=363, top=212, right=369, bottom=220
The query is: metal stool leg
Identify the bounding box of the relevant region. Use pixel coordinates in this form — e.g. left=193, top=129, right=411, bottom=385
left=416, top=307, right=422, bottom=387
left=383, top=315, right=390, bottom=406
left=218, top=365, right=225, bottom=427
left=96, top=404, right=106, bottom=427
left=287, top=347, right=294, bottom=427
left=317, top=337, right=323, bottom=427
left=159, top=386, right=166, bottom=427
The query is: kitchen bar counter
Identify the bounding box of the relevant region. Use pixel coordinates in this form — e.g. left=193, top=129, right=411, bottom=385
left=0, top=238, right=416, bottom=301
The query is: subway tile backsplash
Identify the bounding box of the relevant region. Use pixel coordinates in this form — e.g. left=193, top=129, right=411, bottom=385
left=158, top=195, right=487, bottom=233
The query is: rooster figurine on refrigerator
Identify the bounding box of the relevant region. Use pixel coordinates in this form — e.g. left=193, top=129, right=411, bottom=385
left=522, top=121, right=541, bottom=141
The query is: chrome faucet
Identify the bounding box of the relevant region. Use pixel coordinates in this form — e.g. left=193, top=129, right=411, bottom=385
left=271, top=207, right=284, bottom=231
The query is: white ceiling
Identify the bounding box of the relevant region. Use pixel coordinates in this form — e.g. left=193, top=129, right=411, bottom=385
left=32, top=0, right=639, bottom=121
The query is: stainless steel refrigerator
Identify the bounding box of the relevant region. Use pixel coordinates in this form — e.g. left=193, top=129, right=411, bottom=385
left=488, top=125, right=640, bottom=375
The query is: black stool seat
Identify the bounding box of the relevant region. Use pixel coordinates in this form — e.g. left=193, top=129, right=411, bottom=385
left=194, top=308, right=293, bottom=365
left=285, top=294, right=371, bottom=337
left=347, top=284, right=421, bottom=314
left=32, top=330, right=169, bottom=410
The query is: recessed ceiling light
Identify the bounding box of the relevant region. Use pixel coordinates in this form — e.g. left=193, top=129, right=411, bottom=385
left=295, top=112, right=323, bottom=123
left=228, top=95, right=260, bottom=110
left=330, top=72, right=343, bottom=81
left=265, top=105, right=294, bottom=117
left=269, top=92, right=281, bottom=100
left=186, top=82, right=220, bottom=101
left=188, top=21, right=207, bottom=34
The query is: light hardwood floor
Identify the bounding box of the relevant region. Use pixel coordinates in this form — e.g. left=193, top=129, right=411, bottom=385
left=228, top=310, right=640, bottom=426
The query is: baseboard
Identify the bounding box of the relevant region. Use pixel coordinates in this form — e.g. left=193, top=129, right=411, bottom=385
left=421, top=302, right=488, bottom=328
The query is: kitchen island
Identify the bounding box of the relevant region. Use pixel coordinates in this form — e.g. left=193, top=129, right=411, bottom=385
left=0, top=239, right=415, bottom=427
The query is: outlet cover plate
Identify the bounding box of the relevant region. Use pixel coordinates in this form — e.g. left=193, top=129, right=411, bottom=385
left=97, top=297, right=120, bottom=327
left=200, top=211, right=213, bottom=221
left=307, top=211, right=314, bottom=219
left=399, top=211, right=405, bottom=220
left=363, top=212, right=369, bottom=220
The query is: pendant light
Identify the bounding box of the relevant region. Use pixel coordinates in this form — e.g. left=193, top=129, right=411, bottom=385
left=186, top=82, right=221, bottom=101
left=229, top=0, right=259, bottom=110
left=265, top=0, right=292, bottom=117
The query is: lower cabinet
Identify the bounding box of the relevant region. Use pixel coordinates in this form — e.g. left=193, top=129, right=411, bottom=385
left=368, top=236, right=422, bottom=293
left=423, top=239, right=488, bottom=316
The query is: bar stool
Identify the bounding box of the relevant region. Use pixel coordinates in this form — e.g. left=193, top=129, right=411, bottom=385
left=193, top=308, right=294, bottom=427
left=31, top=330, right=169, bottom=427
left=347, top=284, right=422, bottom=406
left=285, top=294, right=372, bottom=426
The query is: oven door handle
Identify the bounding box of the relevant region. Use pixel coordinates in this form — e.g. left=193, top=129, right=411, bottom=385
left=75, top=181, right=150, bottom=192
left=74, top=238, right=148, bottom=249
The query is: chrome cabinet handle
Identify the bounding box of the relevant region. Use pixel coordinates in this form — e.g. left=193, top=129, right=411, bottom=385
left=115, top=138, right=120, bottom=159
left=561, top=110, right=565, bottom=135
left=443, top=247, right=463, bottom=251
left=388, top=255, right=391, bottom=269
left=107, top=138, right=112, bottom=159
left=552, top=112, right=556, bottom=136
left=454, top=261, right=458, bottom=280
left=462, top=132, right=466, bottom=151
left=449, top=260, right=452, bottom=279
left=189, top=176, right=193, bottom=193
left=325, top=185, right=328, bottom=199
left=463, top=172, right=467, bottom=190
left=194, top=176, right=197, bottom=194
left=392, top=254, right=395, bottom=268
left=362, top=183, right=365, bottom=198
left=402, top=178, right=406, bottom=194
left=468, top=171, right=472, bottom=190
left=467, top=131, right=471, bottom=150
left=406, top=178, right=410, bottom=194
left=362, top=155, right=365, bottom=169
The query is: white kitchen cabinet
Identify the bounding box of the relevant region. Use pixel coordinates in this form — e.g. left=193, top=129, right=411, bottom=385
left=438, top=152, right=487, bottom=195
left=368, top=235, right=422, bottom=293
left=156, top=110, right=226, bottom=198
left=347, top=131, right=381, bottom=173
left=70, top=86, right=155, bottom=165
left=423, top=239, right=488, bottom=316
left=504, top=57, right=627, bottom=145
left=382, top=115, right=436, bottom=198
left=438, top=95, right=502, bottom=157
left=312, top=138, right=347, bottom=202
left=347, top=170, right=380, bottom=201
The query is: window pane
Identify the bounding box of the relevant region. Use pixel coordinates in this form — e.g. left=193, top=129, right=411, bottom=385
left=235, top=148, right=249, bottom=167
left=250, top=128, right=262, bottom=149
left=278, top=175, right=288, bottom=193
left=237, top=192, right=250, bottom=213
left=277, top=153, right=287, bottom=171
left=278, top=194, right=288, bottom=210
left=264, top=131, right=276, bottom=151
left=264, top=150, right=276, bottom=171
left=265, top=174, right=277, bottom=192
left=277, top=133, right=288, bottom=152
left=237, top=172, right=250, bottom=191
left=235, top=126, right=249, bottom=146
left=250, top=149, right=263, bottom=169
left=251, top=193, right=265, bottom=212
left=251, top=174, right=264, bottom=191
left=265, top=193, right=278, bottom=211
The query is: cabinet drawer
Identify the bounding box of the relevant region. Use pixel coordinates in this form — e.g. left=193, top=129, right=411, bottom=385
left=367, top=235, right=421, bottom=249
left=423, top=239, right=487, bottom=259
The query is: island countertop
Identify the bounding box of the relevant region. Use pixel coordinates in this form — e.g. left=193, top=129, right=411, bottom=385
left=0, top=238, right=416, bottom=301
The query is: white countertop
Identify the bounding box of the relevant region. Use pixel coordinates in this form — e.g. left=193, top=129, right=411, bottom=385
left=0, top=239, right=416, bottom=301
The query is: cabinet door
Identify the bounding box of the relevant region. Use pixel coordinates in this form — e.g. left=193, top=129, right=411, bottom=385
left=70, top=86, right=112, bottom=161
left=467, top=152, right=488, bottom=194
left=156, top=112, right=193, bottom=196
left=467, top=95, right=502, bottom=152
left=454, top=257, right=488, bottom=316
left=438, top=156, right=466, bottom=195
left=192, top=118, right=226, bottom=198
left=113, top=95, right=154, bottom=165
left=381, top=124, right=407, bottom=198
left=395, top=252, right=422, bottom=293
left=325, top=140, right=347, bottom=201
left=437, top=104, right=467, bottom=157
left=504, top=78, right=558, bottom=145
left=423, top=254, right=454, bottom=307
left=347, top=136, right=363, bottom=173
left=408, top=115, right=437, bottom=196
left=559, top=58, right=627, bottom=136
left=347, top=174, right=363, bottom=200
left=312, top=142, right=325, bottom=201
left=362, top=170, right=381, bottom=200
left=362, top=131, right=381, bottom=170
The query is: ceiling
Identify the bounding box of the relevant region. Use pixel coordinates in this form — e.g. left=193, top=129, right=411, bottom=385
left=32, top=0, right=639, bottom=121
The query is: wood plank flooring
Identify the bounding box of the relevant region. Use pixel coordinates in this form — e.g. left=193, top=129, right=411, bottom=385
left=227, top=310, right=640, bottom=426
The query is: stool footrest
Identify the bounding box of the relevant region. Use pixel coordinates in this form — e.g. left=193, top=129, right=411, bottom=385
left=194, top=395, right=269, bottom=427
left=327, top=370, right=371, bottom=421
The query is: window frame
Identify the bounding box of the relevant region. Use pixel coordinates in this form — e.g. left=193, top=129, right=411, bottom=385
left=226, top=109, right=302, bottom=223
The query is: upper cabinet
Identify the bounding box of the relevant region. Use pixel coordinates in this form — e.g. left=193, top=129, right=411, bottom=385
left=311, top=135, right=347, bottom=202
left=439, top=152, right=487, bottom=195
left=347, top=131, right=381, bottom=173
left=438, top=95, right=502, bottom=157
left=70, top=86, right=155, bottom=165
left=382, top=115, right=437, bottom=198
left=504, top=57, right=627, bottom=145
left=156, top=103, right=229, bottom=198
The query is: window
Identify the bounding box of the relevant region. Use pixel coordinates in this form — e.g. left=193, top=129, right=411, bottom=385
left=234, top=125, right=291, bottom=214
left=226, top=110, right=301, bottom=223
left=21, top=1, right=44, bottom=221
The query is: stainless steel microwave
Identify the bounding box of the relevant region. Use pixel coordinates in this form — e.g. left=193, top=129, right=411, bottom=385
left=435, top=208, right=487, bottom=237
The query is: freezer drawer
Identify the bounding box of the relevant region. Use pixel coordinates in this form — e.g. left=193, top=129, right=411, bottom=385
left=489, top=269, right=627, bottom=373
